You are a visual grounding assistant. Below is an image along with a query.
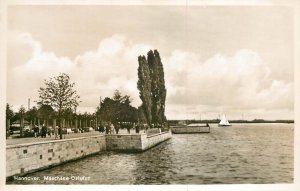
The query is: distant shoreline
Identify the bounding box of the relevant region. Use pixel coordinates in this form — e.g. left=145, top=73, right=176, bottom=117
left=168, top=120, right=294, bottom=124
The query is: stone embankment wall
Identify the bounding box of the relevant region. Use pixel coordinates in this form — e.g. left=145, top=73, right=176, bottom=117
left=105, top=134, right=142, bottom=152
left=6, top=135, right=106, bottom=178
left=141, top=131, right=172, bottom=150
left=6, top=131, right=172, bottom=178
left=105, top=131, right=172, bottom=152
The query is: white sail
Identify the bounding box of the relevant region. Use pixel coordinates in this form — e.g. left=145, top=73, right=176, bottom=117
left=219, top=114, right=231, bottom=126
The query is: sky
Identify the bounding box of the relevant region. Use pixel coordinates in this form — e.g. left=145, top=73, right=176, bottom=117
left=6, top=5, right=294, bottom=120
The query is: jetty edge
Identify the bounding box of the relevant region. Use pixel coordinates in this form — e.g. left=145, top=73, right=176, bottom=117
left=171, top=124, right=210, bottom=134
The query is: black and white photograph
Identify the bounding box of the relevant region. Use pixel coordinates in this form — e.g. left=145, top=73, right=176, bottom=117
left=1, top=0, right=299, bottom=191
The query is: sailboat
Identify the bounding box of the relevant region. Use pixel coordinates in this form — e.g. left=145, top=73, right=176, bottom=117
left=219, top=114, right=231, bottom=126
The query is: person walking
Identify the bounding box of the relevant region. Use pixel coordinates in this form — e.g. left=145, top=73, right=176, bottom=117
left=48, top=127, right=52, bottom=137
left=99, top=125, right=104, bottom=133
left=34, top=125, right=39, bottom=138
left=110, top=123, right=115, bottom=134
left=126, top=124, right=131, bottom=134
left=115, top=124, right=120, bottom=134
left=105, top=123, right=109, bottom=134
left=41, top=124, right=47, bottom=138
left=135, top=124, right=140, bottom=134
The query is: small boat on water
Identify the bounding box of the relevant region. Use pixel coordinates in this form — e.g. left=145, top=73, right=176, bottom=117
left=219, top=114, right=231, bottom=127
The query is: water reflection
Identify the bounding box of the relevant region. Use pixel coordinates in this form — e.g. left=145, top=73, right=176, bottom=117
left=133, top=141, right=174, bottom=184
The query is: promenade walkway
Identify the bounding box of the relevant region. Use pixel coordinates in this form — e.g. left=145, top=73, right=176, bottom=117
left=6, top=129, right=143, bottom=146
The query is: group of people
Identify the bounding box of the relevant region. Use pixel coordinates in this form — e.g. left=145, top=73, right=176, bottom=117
left=96, top=122, right=149, bottom=134
left=30, top=122, right=168, bottom=138
left=96, top=123, right=119, bottom=134
left=33, top=124, right=47, bottom=138
left=33, top=124, right=59, bottom=139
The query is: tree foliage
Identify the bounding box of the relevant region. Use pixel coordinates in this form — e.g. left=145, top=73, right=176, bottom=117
left=137, top=55, right=152, bottom=126
left=37, top=73, right=80, bottom=113
left=148, top=50, right=167, bottom=124
left=18, top=105, right=26, bottom=118
left=96, top=90, right=137, bottom=124
left=25, top=106, right=38, bottom=123
left=37, top=73, right=80, bottom=139
left=6, top=103, right=14, bottom=120
left=137, top=50, right=167, bottom=127
left=37, top=105, right=55, bottom=120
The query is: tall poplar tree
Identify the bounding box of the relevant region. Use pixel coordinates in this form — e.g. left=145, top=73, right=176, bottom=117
left=153, top=50, right=167, bottom=124
left=137, top=50, right=167, bottom=127
left=137, top=55, right=153, bottom=127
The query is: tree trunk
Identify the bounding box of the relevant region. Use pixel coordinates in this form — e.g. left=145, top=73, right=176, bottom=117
left=38, top=118, right=40, bottom=129
left=30, top=119, right=33, bottom=131
left=6, top=119, right=10, bottom=138
left=75, top=119, right=78, bottom=132
left=59, top=110, right=63, bottom=139
left=52, top=118, right=56, bottom=137
left=20, top=117, right=24, bottom=137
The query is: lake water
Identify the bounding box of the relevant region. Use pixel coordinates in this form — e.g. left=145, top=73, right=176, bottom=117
left=7, top=123, right=294, bottom=184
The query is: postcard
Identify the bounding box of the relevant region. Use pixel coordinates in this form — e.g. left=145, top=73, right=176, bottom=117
left=1, top=0, right=299, bottom=191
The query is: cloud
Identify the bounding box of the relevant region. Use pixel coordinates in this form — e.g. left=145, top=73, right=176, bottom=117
left=8, top=32, right=74, bottom=112
left=164, top=49, right=293, bottom=116
left=13, top=32, right=72, bottom=74
left=8, top=33, right=153, bottom=112
left=8, top=32, right=293, bottom=119
left=72, top=34, right=153, bottom=108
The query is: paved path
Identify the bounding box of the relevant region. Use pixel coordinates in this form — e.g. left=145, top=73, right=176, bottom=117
left=6, top=129, right=144, bottom=146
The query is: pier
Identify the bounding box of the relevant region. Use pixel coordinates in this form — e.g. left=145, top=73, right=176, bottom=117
left=171, top=125, right=210, bottom=134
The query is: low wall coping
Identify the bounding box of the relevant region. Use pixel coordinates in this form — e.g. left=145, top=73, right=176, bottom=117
left=6, top=135, right=105, bottom=149
left=7, top=131, right=171, bottom=149
left=146, top=131, right=170, bottom=138
left=105, top=133, right=146, bottom=136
